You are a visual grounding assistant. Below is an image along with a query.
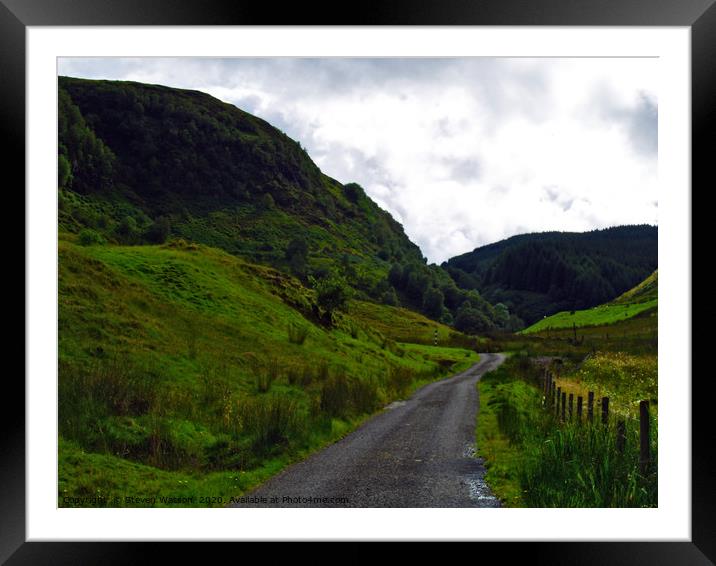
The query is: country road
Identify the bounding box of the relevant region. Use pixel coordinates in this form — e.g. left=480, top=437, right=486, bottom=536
left=232, top=353, right=506, bottom=508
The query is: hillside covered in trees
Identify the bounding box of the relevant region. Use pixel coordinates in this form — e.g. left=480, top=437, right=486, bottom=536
left=58, top=76, right=512, bottom=331
left=443, top=226, right=657, bottom=325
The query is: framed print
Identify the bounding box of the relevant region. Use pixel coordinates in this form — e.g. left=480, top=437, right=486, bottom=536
left=5, top=0, right=712, bottom=561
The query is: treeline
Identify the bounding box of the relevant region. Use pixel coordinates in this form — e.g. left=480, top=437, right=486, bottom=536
left=369, top=261, right=523, bottom=333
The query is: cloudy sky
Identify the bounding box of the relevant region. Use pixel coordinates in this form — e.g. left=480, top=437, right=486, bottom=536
left=58, top=57, right=658, bottom=264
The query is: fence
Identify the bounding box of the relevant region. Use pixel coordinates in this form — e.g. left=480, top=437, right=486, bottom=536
left=542, top=370, right=652, bottom=474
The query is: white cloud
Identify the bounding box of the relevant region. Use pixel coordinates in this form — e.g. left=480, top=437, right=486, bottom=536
left=58, top=57, right=657, bottom=263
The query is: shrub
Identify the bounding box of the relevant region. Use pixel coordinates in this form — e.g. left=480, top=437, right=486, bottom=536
left=78, top=228, right=105, bottom=246
left=117, top=215, right=141, bottom=244
left=145, top=216, right=171, bottom=244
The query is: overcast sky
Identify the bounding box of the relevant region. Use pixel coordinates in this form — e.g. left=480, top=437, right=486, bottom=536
left=58, top=57, right=658, bottom=264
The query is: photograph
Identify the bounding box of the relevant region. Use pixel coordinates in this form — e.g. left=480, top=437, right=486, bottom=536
left=56, top=56, right=659, bottom=509
left=8, top=10, right=706, bottom=557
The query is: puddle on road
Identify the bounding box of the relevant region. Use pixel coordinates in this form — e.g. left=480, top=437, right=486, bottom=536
left=463, top=444, right=501, bottom=507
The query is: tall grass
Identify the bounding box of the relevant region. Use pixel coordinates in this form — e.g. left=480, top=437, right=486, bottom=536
left=519, top=416, right=657, bottom=507
left=240, top=395, right=308, bottom=453
left=254, top=358, right=280, bottom=393
left=287, top=322, right=308, bottom=345
left=58, top=357, right=159, bottom=448
left=478, top=355, right=657, bottom=507
left=319, top=373, right=381, bottom=418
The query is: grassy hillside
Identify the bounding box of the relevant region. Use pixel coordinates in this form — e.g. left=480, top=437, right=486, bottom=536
left=521, top=271, right=658, bottom=334
left=612, top=270, right=658, bottom=304
left=58, top=234, right=479, bottom=507
left=58, top=76, right=515, bottom=331
left=444, top=226, right=657, bottom=325
left=58, top=76, right=423, bottom=292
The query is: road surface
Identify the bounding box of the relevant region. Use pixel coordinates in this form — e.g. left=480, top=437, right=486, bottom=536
left=232, top=353, right=506, bottom=508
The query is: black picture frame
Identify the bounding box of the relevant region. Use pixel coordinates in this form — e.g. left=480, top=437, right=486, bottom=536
left=5, top=0, right=710, bottom=561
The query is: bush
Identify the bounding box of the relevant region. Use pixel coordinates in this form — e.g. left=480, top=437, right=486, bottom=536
left=78, top=228, right=105, bottom=246
left=117, top=215, right=141, bottom=244
left=145, top=216, right=171, bottom=244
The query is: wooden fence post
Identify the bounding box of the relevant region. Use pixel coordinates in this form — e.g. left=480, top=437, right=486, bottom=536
left=587, top=391, right=594, bottom=423
left=568, top=393, right=574, bottom=421
left=556, top=386, right=561, bottom=417
left=616, top=420, right=626, bottom=453
left=601, top=397, right=609, bottom=426
left=577, top=396, right=583, bottom=423
left=561, top=391, right=566, bottom=422
left=640, top=400, right=651, bottom=474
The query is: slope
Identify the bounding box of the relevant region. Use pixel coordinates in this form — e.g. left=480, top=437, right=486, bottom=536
left=58, top=76, right=424, bottom=298
left=58, top=233, right=478, bottom=506
left=521, top=270, right=658, bottom=334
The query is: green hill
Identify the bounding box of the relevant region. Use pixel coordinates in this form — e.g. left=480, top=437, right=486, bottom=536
left=58, top=76, right=512, bottom=330
left=58, top=76, right=423, bottom=294
left=521, top=270, right=658, bottom=334
left=58, top=234, right=478, bottom=506
left=443, top=226, right=657, bottom=325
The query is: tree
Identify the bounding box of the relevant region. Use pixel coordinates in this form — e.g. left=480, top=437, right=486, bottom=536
left=312, top=272, right=353, bottom=325
left=343, top=182, right=364, bottom=203
left=493, top=302, right=510, bottom=328
left=422, top=287, right=444, bottom=319
left=58, top=154, right=73, bottom=189
left=454, top=301, right=494, bottom=335
left=388, top=263, right=403, bottom=288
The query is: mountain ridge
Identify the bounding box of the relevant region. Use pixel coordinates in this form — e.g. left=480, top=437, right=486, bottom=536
left=443, top=225, right=657, bottom=325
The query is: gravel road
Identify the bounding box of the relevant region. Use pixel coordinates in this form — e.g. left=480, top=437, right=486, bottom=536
left=231, top=353, right=506, bottom=508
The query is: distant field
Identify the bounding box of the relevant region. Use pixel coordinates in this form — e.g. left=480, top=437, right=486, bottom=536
left=521, top=300, right=657, bottom=334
